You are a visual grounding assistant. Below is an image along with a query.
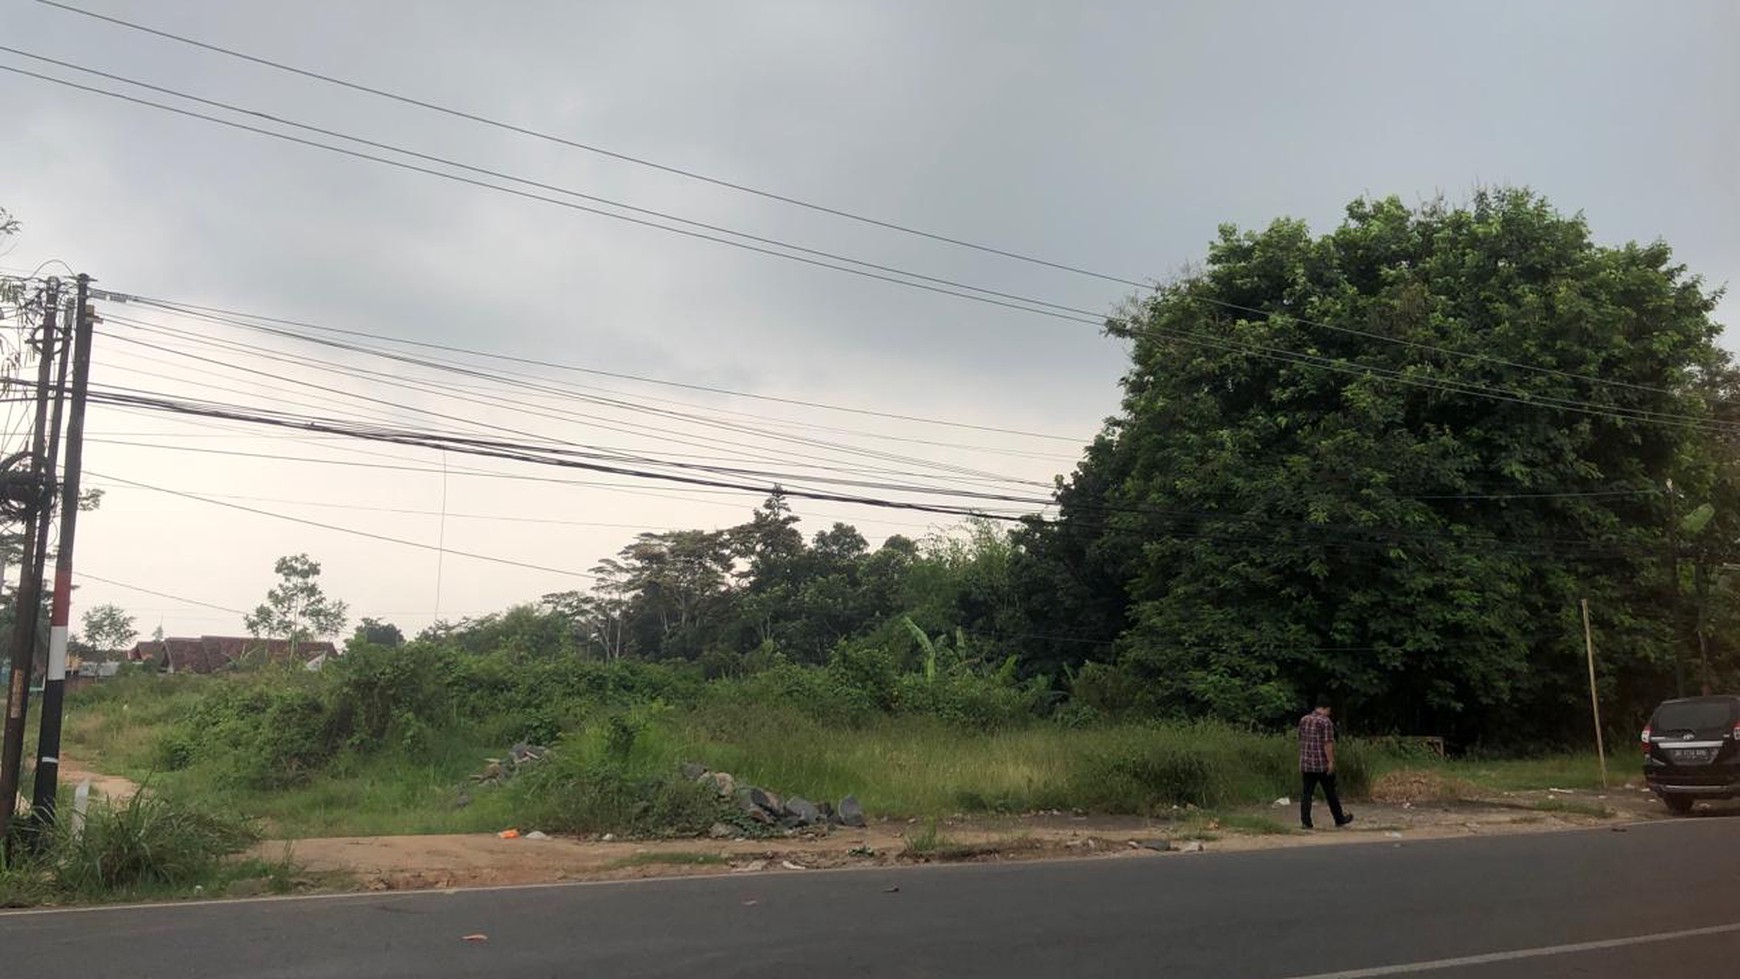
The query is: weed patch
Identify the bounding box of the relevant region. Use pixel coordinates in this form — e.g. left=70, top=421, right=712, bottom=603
left=0, top=793, right=264, bottom=907
left=1526, top=798, right=1614, bottom=819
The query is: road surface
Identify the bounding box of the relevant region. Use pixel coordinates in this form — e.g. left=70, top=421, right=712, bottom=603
left=4, top=817, right=1737, bottom=977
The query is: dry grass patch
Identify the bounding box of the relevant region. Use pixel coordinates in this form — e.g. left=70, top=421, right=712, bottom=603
left=1368, top=769, right=1476, bottom=804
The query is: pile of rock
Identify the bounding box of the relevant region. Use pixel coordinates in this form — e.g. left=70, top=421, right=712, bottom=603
left=470, top=742, right=550, bottom=786
left=681, top=762, right=867, bottom=831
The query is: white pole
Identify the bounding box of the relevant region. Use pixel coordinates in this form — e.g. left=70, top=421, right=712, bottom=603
left=1581, top=598, right=1609, bottom=789
left=70, top=778, right=91, bottom=838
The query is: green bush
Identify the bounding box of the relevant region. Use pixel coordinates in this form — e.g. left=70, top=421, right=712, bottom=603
left=1070, top=660, right=1167, bottom=716
left=54, top=793, right=258, bottom=895
left=892, top=669, right=1044, bottom=729
left=705, top=659, right=881, bottom=723
left=0, top=848, right=53, bottom=908
left=332, top=641, right=457, bottom=745
left=159, top=671, right=346, bottom=789
left=512, top=762, right=727, bottom=837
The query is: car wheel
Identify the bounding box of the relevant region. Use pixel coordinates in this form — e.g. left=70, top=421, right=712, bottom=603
left=1662, top=794, right=1695, bottom=815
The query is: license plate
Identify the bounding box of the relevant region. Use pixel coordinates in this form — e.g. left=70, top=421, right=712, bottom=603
left=1668, top=748, right=1717, bottom=764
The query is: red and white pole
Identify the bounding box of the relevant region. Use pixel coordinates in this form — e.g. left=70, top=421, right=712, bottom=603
left=32, top=274, right=94, bottom=821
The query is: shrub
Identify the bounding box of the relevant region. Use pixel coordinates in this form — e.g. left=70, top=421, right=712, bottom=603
left=332, top=641, right=457, bottom=745
left=508, top=747, right=723, bottom=838
left=705, top=659, right=881, bottom=723
left=892, top=669, right=1043, bottom=729
left=1070, top=660, right=1165, bottom=716
left=50, top=793, right=259, bottom=897
left=160, top=672, right=346, bottom=789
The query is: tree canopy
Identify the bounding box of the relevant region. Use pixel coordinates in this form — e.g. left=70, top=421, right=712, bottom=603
left=79, top=603, right=137, bottom=655
left=245, top=554, right=349, bottom=650
left=1022, top=189, right=1735, bottom=740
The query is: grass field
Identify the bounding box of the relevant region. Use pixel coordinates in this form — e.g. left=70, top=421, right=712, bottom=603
left=56, top=675, right=1615, bottom=840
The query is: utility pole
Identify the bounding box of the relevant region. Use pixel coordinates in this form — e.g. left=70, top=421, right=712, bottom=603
left=0, top=279, right=63, bottom=847
left=32, top=275, right=95, bottom=820
left=1581, top=598, right=1608, bottom=789
left=1664, top=478, right=1685, bottom=698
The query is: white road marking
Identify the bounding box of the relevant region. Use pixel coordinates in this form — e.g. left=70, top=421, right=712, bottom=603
left=1281, top=920, right=1740, bottom=978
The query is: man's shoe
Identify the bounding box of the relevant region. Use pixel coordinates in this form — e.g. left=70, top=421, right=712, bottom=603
left=1335, top=814, right=1355, bottom=827
left=1301, top=823, right=1314, bottom=830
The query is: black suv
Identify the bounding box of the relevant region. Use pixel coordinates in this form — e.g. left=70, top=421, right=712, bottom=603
left=1642, top=695, right=1740, bottom=814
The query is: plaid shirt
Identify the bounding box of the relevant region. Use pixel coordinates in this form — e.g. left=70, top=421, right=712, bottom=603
left=1299, top=712, right=1335, bottom=772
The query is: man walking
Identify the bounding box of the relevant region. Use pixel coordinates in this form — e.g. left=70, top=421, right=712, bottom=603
left=1299, top=697, right=1353, bottom=830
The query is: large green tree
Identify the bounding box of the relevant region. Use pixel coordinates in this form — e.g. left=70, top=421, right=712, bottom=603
left=1032, top=189, right=1733, bottom=741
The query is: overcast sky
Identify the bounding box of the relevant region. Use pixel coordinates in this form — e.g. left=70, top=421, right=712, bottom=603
left=2, top=0, right=1736, bottom=643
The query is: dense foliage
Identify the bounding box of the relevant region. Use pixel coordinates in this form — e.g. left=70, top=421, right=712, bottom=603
left=1024, top=190, right=1738, bottom=741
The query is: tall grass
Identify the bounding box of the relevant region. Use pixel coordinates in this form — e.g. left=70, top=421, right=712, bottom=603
left=677, top=706, right=1375, bottom=815
left=1440, top=753, right=1613, bottom=793
left=57, top=674, right=1453, bottom=841
left=0, top=793, right=261, bottom=907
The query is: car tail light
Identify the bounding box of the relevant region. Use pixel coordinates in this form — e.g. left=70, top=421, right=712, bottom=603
left=1641, top=725, right=1652, bottom=755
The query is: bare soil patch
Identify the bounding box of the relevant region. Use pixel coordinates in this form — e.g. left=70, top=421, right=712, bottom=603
left=265, top=787, right=1740, bottom=894
left=54, top=756, right=141, bottom=802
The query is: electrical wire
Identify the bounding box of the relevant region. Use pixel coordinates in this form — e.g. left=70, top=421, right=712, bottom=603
left=102, top=314, right=1053, bottom=490
left=7, top=43, right=1722, bottom=414
left=76, top=440, right=990, bottom=534
left=91, top=314, right=1057, bottom=500
left=88, top=469, right=603, bottom=580
left=107, top=310, right=1064, bottom=481
left=27, top=0, right=1151, bottom=291
left=89, top=337, right=1054, bottom=503
left=78, top=383, right=1663, bottom=560
left=121, top=294, right=1086, bottom=443
left=9, top=58, right=1724, bottom=439
left=76, top=571, right=246, bottom=614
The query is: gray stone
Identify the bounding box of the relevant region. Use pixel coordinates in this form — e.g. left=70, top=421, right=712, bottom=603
left=701, top=771, right=737, bottom=797
left=708, top=822, right=735, bottom=839
left=839, top=794, right=867, bottom=828
left=1139, top=839, right=1172, bottom=852
left=681, top=762, right=708, bottom=781
left=817, top=800, right=838, bottom=825
left=749, top=787, right=781, bottom=816
left=783, top=796, right=821, bottom=826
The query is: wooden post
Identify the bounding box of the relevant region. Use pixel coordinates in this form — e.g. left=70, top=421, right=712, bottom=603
left=1581, top=598, right=1608, bottom=789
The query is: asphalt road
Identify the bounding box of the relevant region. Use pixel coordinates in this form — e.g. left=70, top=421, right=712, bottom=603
left=4, top=818, right=1738, bottom=978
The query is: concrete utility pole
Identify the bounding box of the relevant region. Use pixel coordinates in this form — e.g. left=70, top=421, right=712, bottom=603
left=0, top=280, right=63, bottom=847
left=1664, top=478, right=1685, bottom=698
left=33, top=275, right=96, bottom=820
left=1581, top=598, right=1608, bottom=790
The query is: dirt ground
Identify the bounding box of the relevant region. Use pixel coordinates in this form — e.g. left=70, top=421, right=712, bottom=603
left=53, top=761, right=139, bottom=802
left=58, top=757, right=1737, bottom=895
left=265, top=780, right=1738, bottom=893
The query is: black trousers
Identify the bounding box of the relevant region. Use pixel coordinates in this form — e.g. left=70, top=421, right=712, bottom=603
left=1300, top=771, right=1346, bottom=828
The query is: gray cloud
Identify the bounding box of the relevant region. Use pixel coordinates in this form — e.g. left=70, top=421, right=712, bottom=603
left=1, top=0, right=1733, bottom=637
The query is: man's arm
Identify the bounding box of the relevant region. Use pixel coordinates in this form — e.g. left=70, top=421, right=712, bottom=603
left=1325, top=740, right=1336, bottom=774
